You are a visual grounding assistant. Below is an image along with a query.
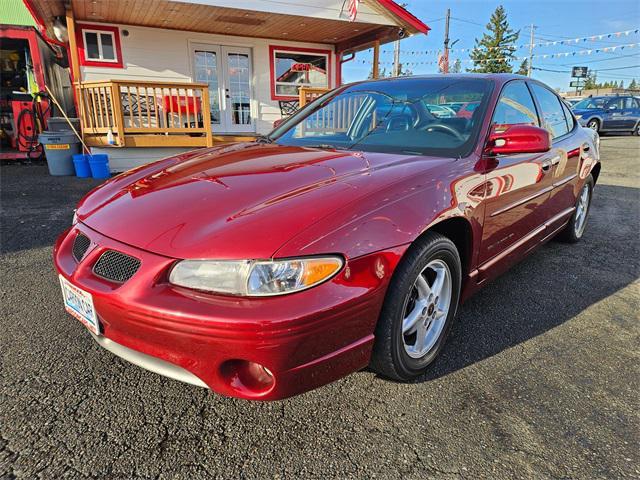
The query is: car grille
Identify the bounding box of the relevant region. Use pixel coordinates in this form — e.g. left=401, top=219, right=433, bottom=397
left=72, top=233, right=91, bottom=262
left=93, top=250, right=141, bottom=283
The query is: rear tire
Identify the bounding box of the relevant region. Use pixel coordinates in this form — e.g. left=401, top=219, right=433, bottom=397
left=370, top=232, right=461, bottom=381
left=634, top=123, right=640, bottom=136
left=557, top=175, right=594, bottom=243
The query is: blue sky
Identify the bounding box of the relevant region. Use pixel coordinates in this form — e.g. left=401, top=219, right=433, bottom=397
left=343, top=0, right=640, bottom=90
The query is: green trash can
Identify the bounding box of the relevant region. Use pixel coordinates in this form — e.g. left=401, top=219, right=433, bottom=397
left=39, top=131, right=82, bottom=176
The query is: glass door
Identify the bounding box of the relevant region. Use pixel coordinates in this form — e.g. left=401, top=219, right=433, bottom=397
left=221, top=46, right=254, bottom=133
left=191, top=44, right=254, bottom=134
left=192, top=44, right=222, bottom=129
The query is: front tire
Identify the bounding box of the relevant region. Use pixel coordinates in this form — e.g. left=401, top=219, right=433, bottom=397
left=586, top=119, right=600, bottom=133
left=370, top=232, right=461, bottom=381
left=557, top=175, right=594, bottom=243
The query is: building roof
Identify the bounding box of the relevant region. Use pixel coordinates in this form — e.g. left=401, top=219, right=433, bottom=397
left=1, top=0, right=37, bottom=27
left=24, top=0, right=429, bottom=52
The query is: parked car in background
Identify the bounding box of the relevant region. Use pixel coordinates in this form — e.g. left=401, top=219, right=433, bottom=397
left=572, top=95, right=640, bottom=135
left=564, top=98, right=582, bottom=107
left=456, top=101, right=481, bottom=119
left=425, top=104, right=457, bottom=118
left=443, top=102, right=465, bottom=112
left=54, top=74, right=600, bottom=400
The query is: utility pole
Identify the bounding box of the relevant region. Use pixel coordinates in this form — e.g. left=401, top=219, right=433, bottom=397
left=392, top=3, right=408, bottom=77
left=393, top=39, right=401, bottom=77
left=443, top=8, right=451, bottom=74
left=527, top=23, right=536, bottom=77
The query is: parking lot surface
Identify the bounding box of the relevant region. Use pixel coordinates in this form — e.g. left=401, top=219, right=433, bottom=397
left=1, top=136, right=639, bottom=479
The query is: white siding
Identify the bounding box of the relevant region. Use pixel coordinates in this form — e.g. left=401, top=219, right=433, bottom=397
left=80, top=23, right=337, bottom=135
left=91, top=147, right=194, bottom=172
left=178, top=0, right=395, bottom=25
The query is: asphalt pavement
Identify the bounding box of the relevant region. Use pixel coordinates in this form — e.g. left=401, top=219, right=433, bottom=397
left=1, top=135, right=639, bottom=479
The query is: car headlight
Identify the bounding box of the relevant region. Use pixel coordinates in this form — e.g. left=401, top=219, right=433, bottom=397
left=169, top=256, right=344, bottom=296
left=575, top=114, right=582, bottom=120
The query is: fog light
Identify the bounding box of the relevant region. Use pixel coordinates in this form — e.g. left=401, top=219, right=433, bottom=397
left=220, top=360, right=275, bottom=396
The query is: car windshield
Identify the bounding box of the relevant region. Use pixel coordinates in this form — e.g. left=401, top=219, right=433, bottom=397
left=573, top=97, right=607, bottom=109
left=270, top=77, right=494, bottom=157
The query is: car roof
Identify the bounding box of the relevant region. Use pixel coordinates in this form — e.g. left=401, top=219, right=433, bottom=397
left=346, top=73, right=527, bottom=89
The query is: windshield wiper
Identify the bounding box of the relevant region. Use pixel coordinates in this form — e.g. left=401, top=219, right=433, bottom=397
left=303, top=144, right=338, bottom=150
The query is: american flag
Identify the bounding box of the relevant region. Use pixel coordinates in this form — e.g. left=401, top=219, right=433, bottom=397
left=347, top=0, right=360, bottom=22
left=438, top=50, right=449, bottom=74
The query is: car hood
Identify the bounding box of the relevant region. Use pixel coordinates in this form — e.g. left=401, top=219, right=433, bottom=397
left=77, top=143, right=450, bottom=259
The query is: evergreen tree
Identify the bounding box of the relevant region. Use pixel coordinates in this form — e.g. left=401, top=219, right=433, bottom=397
left=397, top=63, right=413, bottom=77
left=629, top=79, right=637, bottom=90
left=620, top=80, right=624, bottom=89
left=516, top=59, right=529, bottom=76
left=583, top=71, right=597, bottom=89
left=468, top=6, right=519, bottom=73
left=451, top=59, right=462, bottom=73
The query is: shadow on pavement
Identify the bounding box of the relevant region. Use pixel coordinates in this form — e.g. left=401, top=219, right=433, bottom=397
left=413, top=183, right=640, bottom=382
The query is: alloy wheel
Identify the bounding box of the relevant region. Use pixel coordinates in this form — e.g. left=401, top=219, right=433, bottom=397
left=401, top=259, right=452, bottom=359
left=574, top=183, right=590, bottom=237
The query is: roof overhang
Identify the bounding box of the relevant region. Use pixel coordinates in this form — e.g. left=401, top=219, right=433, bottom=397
left=24, top=0, right=428, bottom=53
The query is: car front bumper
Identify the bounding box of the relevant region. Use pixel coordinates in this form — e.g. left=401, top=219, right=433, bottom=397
left=53, top=223, right=406, bottom=400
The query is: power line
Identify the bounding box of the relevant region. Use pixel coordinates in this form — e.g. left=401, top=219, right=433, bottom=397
left=450, top=16, right=485, bottom=27
left=533, top=64, right=640, bottom=73
left=592, top=64, right=640, bottom=71
left=559, top=52, right=640, bottom=66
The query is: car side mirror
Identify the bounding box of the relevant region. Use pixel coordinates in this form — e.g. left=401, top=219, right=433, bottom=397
left=485, top=124, right=551, bottom=156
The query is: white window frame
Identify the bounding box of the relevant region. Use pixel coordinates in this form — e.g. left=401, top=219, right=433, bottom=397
left=272, top=49, right=330, bottom=96
left=82, top=29, right=118, bottom=63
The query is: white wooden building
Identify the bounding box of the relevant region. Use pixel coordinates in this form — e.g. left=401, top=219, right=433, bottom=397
left=26, top=0, right=429, bottom=170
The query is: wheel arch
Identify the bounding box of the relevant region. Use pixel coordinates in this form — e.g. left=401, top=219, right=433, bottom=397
left=591, top=162, right=602, bottom=184
left=586, top=115, right=603, bottom=127
left=415, top=216, right=474, bottom=282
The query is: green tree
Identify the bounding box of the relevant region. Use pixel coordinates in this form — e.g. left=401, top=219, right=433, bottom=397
left=583, top=71, right=597, bottom=89
left=468, top=5, right=519, bottom=73
left=451, top=58, right=462, bottom=73
left=629, top=78, right=637, bottom=89
left=516, top=58, right=529, bottom=76
left=397, top=62, right=413, bottom=77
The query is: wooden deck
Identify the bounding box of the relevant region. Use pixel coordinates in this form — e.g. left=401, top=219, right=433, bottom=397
left=78, top=79, right=256, bottom=148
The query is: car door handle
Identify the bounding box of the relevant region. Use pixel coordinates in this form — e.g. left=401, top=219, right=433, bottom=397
left=582, top=144, right=590, bottom=152
left=541, top=161, right=552, bottom=172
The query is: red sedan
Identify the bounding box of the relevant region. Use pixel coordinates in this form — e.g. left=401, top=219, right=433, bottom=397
left=54, top=74, right=600, bottom=400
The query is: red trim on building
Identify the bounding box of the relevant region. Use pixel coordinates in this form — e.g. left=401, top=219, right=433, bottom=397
left=21, top=0, right=67, bottom=47
left=268, top=45, right=333, bottom=101
left=0, top=26, right=46, bottom=90
left=76, top=23, right=124, bottom=68
left=376, top=0, right=430, bottom=33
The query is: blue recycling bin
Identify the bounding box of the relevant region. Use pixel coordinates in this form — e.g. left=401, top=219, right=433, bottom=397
left=88, top=154, right=110, bottom=179
left=72, top=154, right=92, bottom=178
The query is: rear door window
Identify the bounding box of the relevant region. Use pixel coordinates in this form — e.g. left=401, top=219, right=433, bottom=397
left=530, top=83, right=569, bottom=139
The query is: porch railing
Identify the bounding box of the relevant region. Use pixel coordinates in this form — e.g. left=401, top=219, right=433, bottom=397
left=77, top=80, right=214, bottom=147
left=298, top=86, right=331, bottom=107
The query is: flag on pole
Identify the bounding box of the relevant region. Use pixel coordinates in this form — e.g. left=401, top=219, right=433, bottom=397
left=347, top=0, right=360, bottom=22
left=437, top=50, right=449, bottom=73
